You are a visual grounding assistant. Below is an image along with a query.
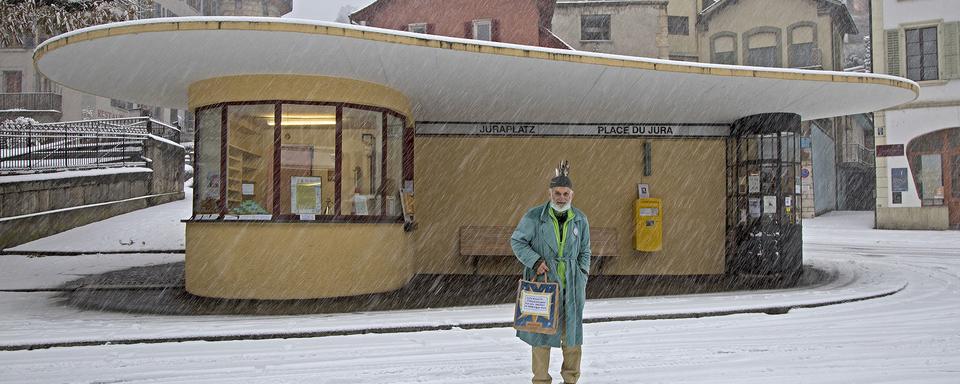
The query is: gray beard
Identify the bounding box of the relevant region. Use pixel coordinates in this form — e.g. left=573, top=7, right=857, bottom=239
left=550, top=202, right=571, bottom=212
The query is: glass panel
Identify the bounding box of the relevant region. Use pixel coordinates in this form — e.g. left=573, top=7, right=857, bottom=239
left=581, top=15, right=610, bottom=40
left=385, top=114, right=404, bottom=217
left=905, top=29, right=920, bottom=43
left=781, top=165, right=795, bottom=197
left=907, top=68, right=922, bottom=81
left=920, top=154, right=943, bottom=200
left=761, top=134, right=778, bottom=160
left=922, top=67, right=939, bottom=80
left=761, top=164, right=777, bottom=194
left=906, top=55, right=922, bottom=69
left=194, top=107, right=222, bottom=215
left=226, top=104, right=274, bottom=216
left=922, top=41, right=937, bottom=54
left=953, top=155, right=960, bottom=199
left=923, top=53, right=938, bottom=65
left=745, top=136, right=759, bottom=161
left=748, top=46, right=778, bottom=67
left=906, top=42, right=921, bottom=56
left=781, top=133, right=795, bottom=162
left=922, top=27, right=937, bottom=42
left=280, top=104, right=337, bottom=217
left=341, top=107, right=383, bottom=216
left=715, top=51, right=736, bottom=65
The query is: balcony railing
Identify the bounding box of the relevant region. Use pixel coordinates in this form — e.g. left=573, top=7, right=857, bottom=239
left=842, top=143, right=875, bottom=167
left=0, top=92, right=62, bottom=112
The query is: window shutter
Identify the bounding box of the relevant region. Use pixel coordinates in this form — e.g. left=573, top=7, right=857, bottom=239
left=491, top=19, right=501, bottom=42
left=941, top=21, right=960, bottom=80
left=464, top=22, right=473, bottom=39
left=886, top=28, right=902, bottom=77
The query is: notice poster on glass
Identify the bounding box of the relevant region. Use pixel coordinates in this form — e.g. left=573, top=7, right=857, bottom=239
left=748, top=198, right=762, bottom=218
left=748, top=173, right=760, bottom=193
left=891, top=168, right=909, bottom=193
left=291, top=177, right=322, bottom=214
left=763, top=195, right=777, bottom=214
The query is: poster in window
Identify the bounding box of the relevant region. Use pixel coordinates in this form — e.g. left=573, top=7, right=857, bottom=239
left=891, top=168, right=909, bottom=192
left=748, top=198, right=762, bottom=218
left=893, top=191, right=902, bottom=204
left=763, top=195, right=777, bottom=214
left=291, top=177, right=322, bottom=214
left=748, top=173, right=760, bottom=193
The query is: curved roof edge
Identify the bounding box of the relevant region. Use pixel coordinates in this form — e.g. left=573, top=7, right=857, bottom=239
left=33, top=17, right=918, bottom=98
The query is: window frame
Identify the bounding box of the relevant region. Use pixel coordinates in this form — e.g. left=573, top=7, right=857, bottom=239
left=473, top=19, right=493, bottom=41
left=667, top=16, right=689, bottom=36
left=191, top=100, right=411, bottom=224
left=407, top=23, right=428, bottom=34
left=580, top=14, right=611, bottom=42
left=904, top=25, right=939, bottom=82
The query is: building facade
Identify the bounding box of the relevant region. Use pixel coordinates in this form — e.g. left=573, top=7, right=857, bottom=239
left=552, top=0, right=669, bottom=58
left=349, top=0, right=569, bottom=48
left=872, top=0, right=960, bottom=229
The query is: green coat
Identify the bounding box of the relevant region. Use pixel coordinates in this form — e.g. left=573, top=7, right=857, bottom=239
left=511, top=202, right=591, bottom=348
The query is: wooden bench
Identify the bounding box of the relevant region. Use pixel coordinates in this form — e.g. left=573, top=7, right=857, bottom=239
left=459, top=226, right=619, bottom=274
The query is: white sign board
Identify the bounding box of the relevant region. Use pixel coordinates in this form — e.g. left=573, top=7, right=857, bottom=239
left=416, top=122, right=730, bottom=137
left=638, top=184, right=650, bottom=198
left=763, top=195, right=777, bottom=214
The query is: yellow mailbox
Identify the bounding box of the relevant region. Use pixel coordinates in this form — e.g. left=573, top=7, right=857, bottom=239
left=634, top=198, right=663, bottom=252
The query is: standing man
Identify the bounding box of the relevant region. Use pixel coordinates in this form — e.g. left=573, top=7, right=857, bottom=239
left=511, top=161, right=591, bottom=384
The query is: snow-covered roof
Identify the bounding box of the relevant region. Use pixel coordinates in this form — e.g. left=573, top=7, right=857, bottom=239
left=34, top=17, right=915, bottom=124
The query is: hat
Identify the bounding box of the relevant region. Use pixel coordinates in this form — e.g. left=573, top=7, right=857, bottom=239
left=550, top=160, right=573, bottom=189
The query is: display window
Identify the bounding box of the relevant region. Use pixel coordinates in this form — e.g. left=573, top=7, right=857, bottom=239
left=192, top=101, right=410, bottom=223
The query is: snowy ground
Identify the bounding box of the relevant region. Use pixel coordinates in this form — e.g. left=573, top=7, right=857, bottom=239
left=0, top=209, right=959, bottom=383
left=5, top=186, right=191, bottom=253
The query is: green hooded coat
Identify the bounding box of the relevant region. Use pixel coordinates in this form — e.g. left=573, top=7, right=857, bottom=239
left=511, top=202, right=591, bottom=348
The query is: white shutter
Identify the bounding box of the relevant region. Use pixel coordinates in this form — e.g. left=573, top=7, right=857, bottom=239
left=941, top=22, right=960, bottom=80
left=885, top=29, right=902, bottom=77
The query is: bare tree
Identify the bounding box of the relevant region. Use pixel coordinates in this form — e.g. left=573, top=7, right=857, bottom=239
left=0, top=0, right=154, bottom=47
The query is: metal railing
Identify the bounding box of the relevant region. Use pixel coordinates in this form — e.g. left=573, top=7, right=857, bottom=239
left=0, top=92, right=62, bottom=112
left=0, top=117, right=180, bottom=176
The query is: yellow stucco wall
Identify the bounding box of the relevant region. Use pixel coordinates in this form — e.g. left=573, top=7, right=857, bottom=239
left=413, top=137, right=727, bottom=276
left=186, top=222, right=413, bottom=299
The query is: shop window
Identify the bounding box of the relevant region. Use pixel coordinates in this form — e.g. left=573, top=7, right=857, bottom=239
left=581, top=14, right=610, bottom=41
left=953, top=155, right=960, bottom=199
left=194, top=107, right=222, bottom=217
left=668, top=16, right=689, bottom=36
left=226, top=104, right=275, bottom=217
left=341, top=107, right=383, bottom=216
left=280, top=105, right=337, bottom=216
left=918, top=154, right=944, bottom=205
left=905, top=26, right=938, bottom=81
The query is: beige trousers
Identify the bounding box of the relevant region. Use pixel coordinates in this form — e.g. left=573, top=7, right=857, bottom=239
left=531, top=318, right=582, bottom=384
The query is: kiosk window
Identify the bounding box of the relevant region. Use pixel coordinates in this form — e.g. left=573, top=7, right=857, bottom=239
left=281, top=105, right=336, bottom=216
left=194, top=107, right=221, bottom=216
left=341, top=107, right=384, bottom=216
left=226, top=104, right=274, bottom=216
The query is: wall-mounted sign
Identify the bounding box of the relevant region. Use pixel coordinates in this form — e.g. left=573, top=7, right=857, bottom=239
left=416, top=122, right=730, bottom=137
left=785, top=196, right=792, bottom=207
left=891, top=168, right=909, bottom=192
left=876, top=144, right=904, bottom=157
left=638, top=184, right=650, bottom=198
left=893, top=191, right=902, bottom=204
left=801, top=168, right=811, bottom=178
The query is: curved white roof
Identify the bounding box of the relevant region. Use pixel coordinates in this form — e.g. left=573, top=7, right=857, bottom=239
left=35, top=17, right=917, bottom=124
